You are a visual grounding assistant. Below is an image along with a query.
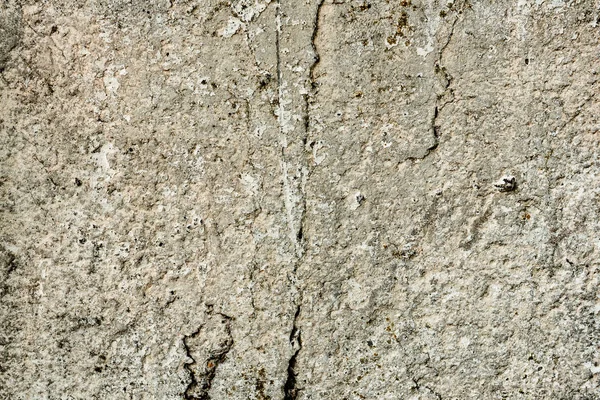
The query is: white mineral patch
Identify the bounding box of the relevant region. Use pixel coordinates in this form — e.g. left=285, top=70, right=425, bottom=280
left=218, top=17, right=243, bottom=38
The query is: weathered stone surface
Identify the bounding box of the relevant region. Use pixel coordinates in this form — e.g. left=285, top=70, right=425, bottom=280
left=1, top=0, right=599, bottom=398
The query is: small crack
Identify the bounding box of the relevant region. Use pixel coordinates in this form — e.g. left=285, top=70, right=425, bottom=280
left=398, top=4, right=465, bottom=165
left=282, top=3, right=324, bottom=397
left=183, top=327, right=204, bottom=400
left=424, top=385, right=443, bottom=400
left=279, top=2, right=324, bottom=398
left=183, top=313, right=233, bottom=400
left=308, top=0, right=325, bottom=91
left=428, top=3, right=466, bottom=159
left=411, top=376, right=442, bottom=399
left=297, top=0, right=325, bottom=261
left=248, top=261, right=259, bottom=316
left=4, top=251, right=18, bottom=277
left=283, top=305, right=302, bottom=400
left=559, top=93, right=596, bottom=132
left=0, top=249, right=18, bottom=299
left=275, top=0, right=282, bottom=98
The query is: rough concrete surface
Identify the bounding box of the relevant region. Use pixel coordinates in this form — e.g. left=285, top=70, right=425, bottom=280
left=1, top=0, right=600, bottom=398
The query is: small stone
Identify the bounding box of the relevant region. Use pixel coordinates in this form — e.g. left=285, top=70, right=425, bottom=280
left=494, top=175, right=517, bottom=192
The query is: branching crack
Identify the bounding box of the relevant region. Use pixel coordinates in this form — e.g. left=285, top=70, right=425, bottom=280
left=183, top=313, right=233, bottom=400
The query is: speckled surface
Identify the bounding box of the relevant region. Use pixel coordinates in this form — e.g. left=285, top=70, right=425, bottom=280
left=1, top=0, right=599, bottom=398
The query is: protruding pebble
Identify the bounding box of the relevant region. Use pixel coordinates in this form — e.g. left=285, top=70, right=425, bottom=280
left=494, top=175, right=517, bottom=192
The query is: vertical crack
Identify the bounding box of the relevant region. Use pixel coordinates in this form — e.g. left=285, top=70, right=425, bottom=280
left=276, top=0, right=304, bottom=257
left=279, top=2, right=324, bottom=397
left=275, top=0, right=282, bottom=98
left=283, top=305, right=302, bottom=400
left=400, top=4, right=466, bottom=165
left=308, top=0, right=325, bottom=90
left=297, top=0, right=324, bottom=265
left=431, top=3, right=466, bottom=154
left=183, top=328, right=204, bottom=400
left=304, top=0, right=325, bottom=234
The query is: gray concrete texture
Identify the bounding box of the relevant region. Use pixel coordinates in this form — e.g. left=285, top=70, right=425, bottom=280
left=1, top=0, right=600, bottom=398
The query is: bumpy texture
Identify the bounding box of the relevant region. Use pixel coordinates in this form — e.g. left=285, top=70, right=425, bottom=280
left=1, top=0, right=599, bottom=399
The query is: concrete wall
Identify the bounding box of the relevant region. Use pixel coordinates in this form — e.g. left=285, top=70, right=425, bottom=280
left=1, top=0, right=599, bottom=398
